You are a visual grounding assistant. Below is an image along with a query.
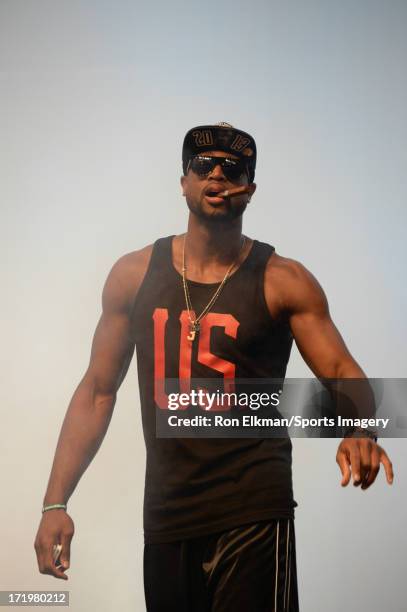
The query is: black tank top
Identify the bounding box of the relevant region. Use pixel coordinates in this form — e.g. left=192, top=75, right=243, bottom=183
left=133, top=236, right=297, bottom=543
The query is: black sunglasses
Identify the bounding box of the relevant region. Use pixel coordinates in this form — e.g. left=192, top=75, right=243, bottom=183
left=187, top=155, right=248, bottom=181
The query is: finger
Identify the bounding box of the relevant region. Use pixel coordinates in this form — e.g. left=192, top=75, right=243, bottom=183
left=60, top=532, right=73, bottom=570
left=336, top=450, right=351, bottom=486
left=34, top=539, right=45, bottom=573
left=379, top=449, right=394, bottom=484
left=359, top=439, right=373, bottom=487
left=53, top=544, right=62, bottom=564
left=349, top=443, right=361, bottom=486
left=53, top=544, right=65, bottom=572
left=361, top=445, right=380, bottom=490
left=40, top=542, right=69, bottom=580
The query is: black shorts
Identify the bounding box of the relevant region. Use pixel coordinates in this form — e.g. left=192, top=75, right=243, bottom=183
left=144, top=518, right=299, bottom=611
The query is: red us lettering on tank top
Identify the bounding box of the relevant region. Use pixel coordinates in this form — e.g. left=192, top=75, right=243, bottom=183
left=152, top=308, right=239, bottom=411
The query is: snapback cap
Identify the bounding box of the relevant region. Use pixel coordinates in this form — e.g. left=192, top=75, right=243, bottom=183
left=182, top=122, right=257, bottom=183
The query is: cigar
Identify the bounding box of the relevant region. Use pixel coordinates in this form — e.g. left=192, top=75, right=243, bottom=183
left=218, top=186, right=251, bottom=198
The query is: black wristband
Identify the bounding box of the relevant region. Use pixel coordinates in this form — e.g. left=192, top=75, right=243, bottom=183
left=344, top=426, right=378, bottom=442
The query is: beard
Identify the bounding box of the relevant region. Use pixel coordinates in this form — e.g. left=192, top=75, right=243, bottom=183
left=185, top=195, right=248, bottom=224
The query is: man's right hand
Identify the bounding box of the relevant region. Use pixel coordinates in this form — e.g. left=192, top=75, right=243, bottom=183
left=34, top=511, right=74, bottom=580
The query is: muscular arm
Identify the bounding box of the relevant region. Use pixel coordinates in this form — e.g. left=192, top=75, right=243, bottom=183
left=264, top=254, right=393, bottom=490
left=43, top=259, right=136, bottom=507
left=35, top=245, right=152, bottom=579
left=266, top=256, right=363, bottom=378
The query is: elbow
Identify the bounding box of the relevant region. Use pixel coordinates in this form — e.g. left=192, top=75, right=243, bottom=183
left=93, top=390, right=117, bottom=413
left=76, top=375, right=117, bottom=415
left=335, top=358, right=366, bottom=379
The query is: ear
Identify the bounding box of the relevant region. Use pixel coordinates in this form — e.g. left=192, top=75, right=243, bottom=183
left=180, top=175, right=186, bottom=196
left=247, top=182, right=256, bottom=202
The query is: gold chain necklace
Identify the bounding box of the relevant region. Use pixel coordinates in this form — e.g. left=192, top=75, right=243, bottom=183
left=181, top=234, right=246, bottom=341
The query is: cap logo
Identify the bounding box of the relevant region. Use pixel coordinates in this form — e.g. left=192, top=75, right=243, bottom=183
left=230, top=134, right=251, bottom=152
left=192, top=129, right=214, bottom=147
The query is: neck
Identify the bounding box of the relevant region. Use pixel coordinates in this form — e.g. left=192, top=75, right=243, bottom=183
left=185, top=213, right=244, bottom=266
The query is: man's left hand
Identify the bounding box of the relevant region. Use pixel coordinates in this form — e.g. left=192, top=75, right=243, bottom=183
left=336, top=438, right=394, bottom=490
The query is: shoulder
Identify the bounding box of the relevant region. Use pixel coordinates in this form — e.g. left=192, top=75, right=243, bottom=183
left=102, top=243, right=155, bottom=315
left=264, top=251, right=328, bottom=316
left=265, top=251, right=317, bottom=284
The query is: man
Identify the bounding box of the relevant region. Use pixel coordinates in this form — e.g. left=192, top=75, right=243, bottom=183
left=34, top=122, right=394, bottom=611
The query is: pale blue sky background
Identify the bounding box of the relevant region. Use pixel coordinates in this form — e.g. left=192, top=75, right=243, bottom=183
left=1, top=1, right=406, bottom=610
